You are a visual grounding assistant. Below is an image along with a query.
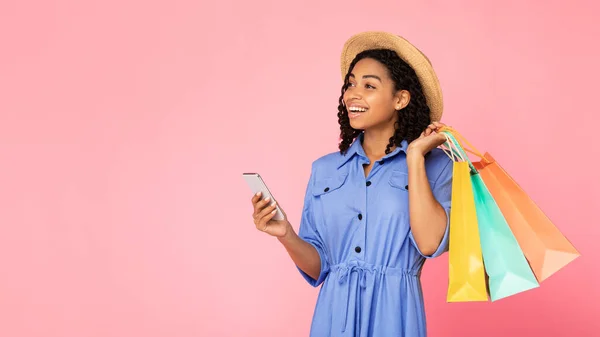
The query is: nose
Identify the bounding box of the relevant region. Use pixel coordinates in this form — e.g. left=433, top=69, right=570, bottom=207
left=345, top=86, right=362, bottom=102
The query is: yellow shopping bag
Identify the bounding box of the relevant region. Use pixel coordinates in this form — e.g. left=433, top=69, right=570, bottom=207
left=445, top=136, right=489, bottom=302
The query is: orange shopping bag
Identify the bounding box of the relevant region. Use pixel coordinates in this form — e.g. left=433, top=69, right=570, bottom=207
left=441, top=126, right=580, bottom=283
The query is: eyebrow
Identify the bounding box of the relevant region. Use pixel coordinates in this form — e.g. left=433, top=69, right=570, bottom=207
left=349, top=73, right=383, bottom=82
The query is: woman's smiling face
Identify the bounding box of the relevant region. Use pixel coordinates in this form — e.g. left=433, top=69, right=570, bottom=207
left=343, top=57, right=408, bottom=131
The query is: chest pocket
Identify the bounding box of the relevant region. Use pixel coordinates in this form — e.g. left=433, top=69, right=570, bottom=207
left=388, top=170, right=436, bottom=191
left=389, top=170, right=409, bottom=191
left=386, top=170, right=432, bottom=215
left=312, top=172, right=349, bottom=197
left=311, top=172, right=351, bottom=231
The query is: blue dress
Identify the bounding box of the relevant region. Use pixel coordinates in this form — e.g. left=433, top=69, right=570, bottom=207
left=297, top=134, right=453, bottom=337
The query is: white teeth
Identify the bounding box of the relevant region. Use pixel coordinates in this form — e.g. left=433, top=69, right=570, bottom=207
left=349, top=107, right=367, bottom=112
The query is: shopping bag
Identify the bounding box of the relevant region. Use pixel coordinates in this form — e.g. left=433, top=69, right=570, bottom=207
left=441, top=126, right=580, bottom=283
left=442, top=132, right=539, bottom=301
left=442, top=134, right=488, bottom=302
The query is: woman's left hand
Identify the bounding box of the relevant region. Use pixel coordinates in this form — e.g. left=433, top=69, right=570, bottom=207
left=406, top=121, right=447, bottom=157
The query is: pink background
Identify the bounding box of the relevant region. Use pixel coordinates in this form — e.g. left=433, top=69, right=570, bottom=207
left=1, top=0, right=598, bottom=336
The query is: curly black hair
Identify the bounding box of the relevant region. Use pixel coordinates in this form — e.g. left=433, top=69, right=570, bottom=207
left=337, top=49, right=431, bottom=155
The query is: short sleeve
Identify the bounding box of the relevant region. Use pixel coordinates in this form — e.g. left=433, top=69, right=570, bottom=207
left=296, top=163, right=330, bottom=287
left=409, top=157, right=453, bottom=258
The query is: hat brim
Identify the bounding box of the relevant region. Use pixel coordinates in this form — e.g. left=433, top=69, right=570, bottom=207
left=340, top=31, right=443, bottom=122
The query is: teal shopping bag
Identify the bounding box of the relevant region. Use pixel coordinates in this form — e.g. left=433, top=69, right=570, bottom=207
left=441, top=131, right=539, bottom=301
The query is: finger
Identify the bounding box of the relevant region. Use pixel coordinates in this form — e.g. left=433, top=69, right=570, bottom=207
left=428, top=123, right=438, bottom=134
left=256, top=208, right=278, bottom=231
left=251, top=191, right=262, bottom=204
left=256, top=201, right=278, bottom=220
left=253, top=196, right=272, bottom=215
left=258, top=196, right=272, bottom=207
left=425, top=124, right=436, bottom=134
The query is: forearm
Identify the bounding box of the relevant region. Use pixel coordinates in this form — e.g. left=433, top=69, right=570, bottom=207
left=407, top=153, right=448, bottom=255
left=278, top=229, right=322, bottom=280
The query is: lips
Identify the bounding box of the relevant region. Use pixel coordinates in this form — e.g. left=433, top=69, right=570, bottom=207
left=347, top=105, right=368, bottom=119
left=348, top=106, right=368, bottom=112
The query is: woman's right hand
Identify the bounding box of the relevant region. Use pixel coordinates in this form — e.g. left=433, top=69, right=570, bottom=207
left=251, top=192, right=322, bottom=280
left=251, top=192, right=293, bottom=238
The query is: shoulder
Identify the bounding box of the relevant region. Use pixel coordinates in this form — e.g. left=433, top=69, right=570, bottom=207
left=308, top=150, right=349, bottom=180
left=312, top=151, right=342, bottom=167
left=426, top=148, right=453, bottom=167
left=426, top=148, right=453, bottom=182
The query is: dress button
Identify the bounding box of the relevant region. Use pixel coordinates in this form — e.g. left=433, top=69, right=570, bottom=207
left=355, top=246, right=362, bottom=253
left=366, top=181, right=372, bottom=186
left=324, top=187, right=330, bottom=192
left=405, top=185, right=409, bottom=190
left=358, top=213, right=363, bottom=220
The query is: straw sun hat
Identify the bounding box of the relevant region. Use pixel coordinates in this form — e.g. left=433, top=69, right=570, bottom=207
left=340, top=31, right=443, bottom=122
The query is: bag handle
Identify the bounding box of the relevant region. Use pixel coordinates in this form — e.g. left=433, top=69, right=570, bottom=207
left=438, top=126, right=491, bottom=164
left=440, top=132, right=465, bottom=162
left=441, top=131, right=479, bottom=174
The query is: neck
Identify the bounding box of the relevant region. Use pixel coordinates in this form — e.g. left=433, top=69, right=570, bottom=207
left=362, top=127, right=397, bottom=159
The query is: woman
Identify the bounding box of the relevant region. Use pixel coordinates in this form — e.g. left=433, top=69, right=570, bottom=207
left=250, top=31, right=452, bottom=337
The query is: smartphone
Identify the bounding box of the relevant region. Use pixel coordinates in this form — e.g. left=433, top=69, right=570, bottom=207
left=242, top=173, right=285, bottom=221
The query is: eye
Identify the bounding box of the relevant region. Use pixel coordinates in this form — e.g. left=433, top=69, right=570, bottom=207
left=365, top=84, right=376, bottom=89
